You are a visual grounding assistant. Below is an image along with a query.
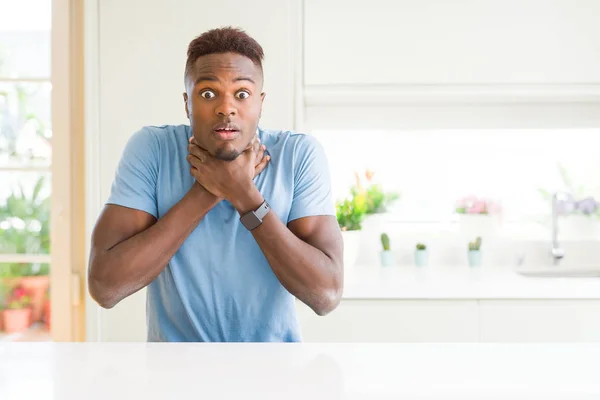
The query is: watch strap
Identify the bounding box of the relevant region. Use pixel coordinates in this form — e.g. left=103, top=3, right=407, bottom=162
left=240, top=200, right=270, bottom=230
left=254, top=200, right=270, bottom=220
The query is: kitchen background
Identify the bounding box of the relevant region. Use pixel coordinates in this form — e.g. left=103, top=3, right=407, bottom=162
left=2, top=0, right=600, bottom=343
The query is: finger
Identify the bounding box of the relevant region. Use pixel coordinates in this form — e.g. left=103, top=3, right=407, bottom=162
left=189, top=137, right=210, bottom=151
left=252, top=137, right=261, bottom=154
left=188, top=143, right=210, bottom=161
left=186, top=154, right=204, bottom=169
left=189, top=136, right=194, bottom=144
left=254, top=154, right=270, bottom=176
left=255, top=145, right=266, bottom=166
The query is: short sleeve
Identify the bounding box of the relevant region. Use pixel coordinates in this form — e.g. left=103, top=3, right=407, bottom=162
left=106, top=127, right=159, bottom=218
left=287, top=134, right=336, bottom=223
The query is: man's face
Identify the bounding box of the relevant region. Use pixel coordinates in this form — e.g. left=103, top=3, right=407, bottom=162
left=183, top=52, right=265, bottom=161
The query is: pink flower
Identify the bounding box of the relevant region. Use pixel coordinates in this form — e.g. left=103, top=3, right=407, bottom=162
left=486, top=201, right=502, bottom=215
left=467, top=199, right=487, bottom=214
left=13, top=286, right=26, bottom=298
left=456, top=195, right=476, bottom=208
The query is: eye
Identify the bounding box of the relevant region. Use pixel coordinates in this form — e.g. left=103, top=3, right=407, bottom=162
left=236, top=90, right=250, bottom=100
left=200, top=90, right=216, bottom=99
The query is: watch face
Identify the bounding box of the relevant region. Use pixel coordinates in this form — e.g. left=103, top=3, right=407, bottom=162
left=241, top=212, right=261, bottom=230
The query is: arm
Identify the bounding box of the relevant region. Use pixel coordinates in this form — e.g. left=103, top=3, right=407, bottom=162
left=88, top=183, right=220, bottom=309
left=234, top=192, right=343, bottom=316
left=234, top=134, right=343, bottom=315
left=187, top=134, right=341, bottom=315
left=90, top=129, right=269, bottom=309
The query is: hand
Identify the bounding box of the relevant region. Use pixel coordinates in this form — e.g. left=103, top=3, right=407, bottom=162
left=187, top=136, right=270, bottom=203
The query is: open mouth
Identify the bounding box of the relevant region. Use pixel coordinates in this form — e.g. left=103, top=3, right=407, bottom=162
left=213, top=123, right=240, bottom=140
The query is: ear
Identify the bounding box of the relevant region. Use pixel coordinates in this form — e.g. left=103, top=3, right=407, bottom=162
left=259, top=92, right=266, bottom=118
left=183, top=92, right=190, bottom=119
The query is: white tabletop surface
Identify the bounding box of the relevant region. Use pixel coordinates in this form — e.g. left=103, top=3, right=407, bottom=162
left=343, top=265, right=600, bottom=299
left=2, top=342, right=600, bottom=399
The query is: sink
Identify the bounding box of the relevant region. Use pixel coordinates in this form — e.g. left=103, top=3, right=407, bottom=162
left=515, top=265, right=600, bottom=277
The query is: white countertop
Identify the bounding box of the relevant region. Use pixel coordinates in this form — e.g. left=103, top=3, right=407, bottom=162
left=2, top=343, right=600, bottom=399
left=342, top=265, right=600, bottom=299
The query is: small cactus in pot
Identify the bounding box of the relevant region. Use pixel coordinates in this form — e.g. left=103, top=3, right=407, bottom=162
left=467, top=236, right=482, bottom=267
left=379, top=233, right=394, bottom=266
left=414, top=243, right=428, bottom=267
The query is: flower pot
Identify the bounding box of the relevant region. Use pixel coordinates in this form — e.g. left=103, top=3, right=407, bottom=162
left=414, top=249, right=428, bottom=267
left=380, top=250, right=394, bottom=267
left=459, top=214, right=499, bottom=240
left=341, top=230, right=362, bottom=268
left=20, top=275, right=49, bottom=322
left=2, top=308, right=32, bottom=333
left=468, top=250, right=482, bottom=267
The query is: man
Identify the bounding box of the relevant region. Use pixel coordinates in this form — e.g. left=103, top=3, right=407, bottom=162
left=88, top=27, right=343, bottom=342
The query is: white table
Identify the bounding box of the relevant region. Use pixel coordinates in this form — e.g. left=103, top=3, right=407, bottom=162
left=2, top=343, right=600, bottom=399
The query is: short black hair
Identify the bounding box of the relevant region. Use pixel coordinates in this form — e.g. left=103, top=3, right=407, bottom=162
left=184, top=26, right=264, bottom=82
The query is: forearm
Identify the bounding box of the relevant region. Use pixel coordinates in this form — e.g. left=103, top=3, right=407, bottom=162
left=89, top=184, right=219, bottom=308
left=234, top=190, right=342, bottom=315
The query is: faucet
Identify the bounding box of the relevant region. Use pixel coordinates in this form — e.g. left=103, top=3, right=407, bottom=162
left=551, top=192, right=566, bottom=265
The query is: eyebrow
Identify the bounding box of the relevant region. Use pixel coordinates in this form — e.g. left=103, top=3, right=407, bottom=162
left=194, top=75, right=256, bottom=85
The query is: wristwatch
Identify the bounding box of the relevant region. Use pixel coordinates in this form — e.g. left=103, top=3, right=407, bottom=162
left=240, top=200, right=270, bottom=230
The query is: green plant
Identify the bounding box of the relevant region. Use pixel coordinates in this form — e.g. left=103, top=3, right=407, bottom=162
left=349, top=170, right=400, bottom=215
left=353, top=183, right=399, bottom=215
left=0, top=176, right=50, bottom=276
left=468, top=236, right=482, bottom=251
left=380, top=233, right=390, bottom=251
left=363, top=184, right=398, bottom=214
left=416, top=243, right=426, bottom=251
left=5, top=285, right=31, bottom=310
left=336, top=190, right=367, bottom=231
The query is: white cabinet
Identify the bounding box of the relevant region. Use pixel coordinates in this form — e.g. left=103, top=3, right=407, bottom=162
left=296, top=299, right=479, bottom=342
left=479, top=300, right=600, bottom=342
left=298, top=299, right=600, bottom=342
left=304, top=0, right=600, bottom=87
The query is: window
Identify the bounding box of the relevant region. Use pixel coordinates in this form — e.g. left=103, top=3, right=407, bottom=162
left=315, top=128, right=600, bottom=223
left=314, top=127, right=600, bottom=241
left=0, top=0, right=52, bottom=338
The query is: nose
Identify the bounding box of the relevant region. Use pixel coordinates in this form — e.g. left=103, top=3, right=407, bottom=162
left=215, top=95, right=237, bottom=117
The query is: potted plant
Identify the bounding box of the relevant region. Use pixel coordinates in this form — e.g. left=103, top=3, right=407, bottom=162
left=356, top=170, right=399, bottom=224
left=0, top=265, right=23, bottom=332
left=379, top=233, right=394, bottom=266
left=467, top=236, right=482, bottom=267
left=0, top=176, right=51, bottom=322
left=336, top=188, right=367, bottom=268
left=414, top=243, right=428, bottom=267
left=2, top=285, right=32, bottom=333
left=19, top=263, right=50, bottom=322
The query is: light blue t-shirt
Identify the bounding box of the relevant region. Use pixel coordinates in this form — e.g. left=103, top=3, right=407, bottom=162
left=106, top=124, right=335, bottom=342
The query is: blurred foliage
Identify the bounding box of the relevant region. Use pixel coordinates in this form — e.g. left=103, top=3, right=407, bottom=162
left=0, top=176, right=50, bottom=277
left=336, top=190, right=367, bottom=231
left=359, top=183, right=400, bottom=215
left=336, top=170, right=400, bottom=231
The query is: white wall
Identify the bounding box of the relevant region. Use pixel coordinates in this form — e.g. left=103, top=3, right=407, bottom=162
left=88, top=0, right=297, bottom=341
